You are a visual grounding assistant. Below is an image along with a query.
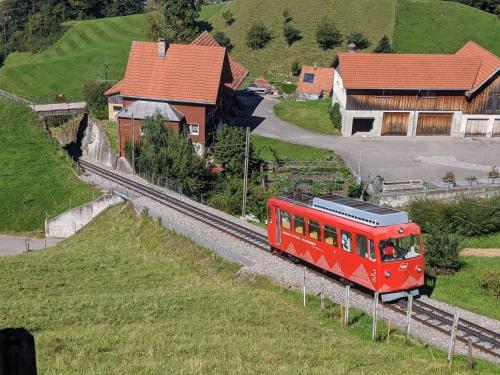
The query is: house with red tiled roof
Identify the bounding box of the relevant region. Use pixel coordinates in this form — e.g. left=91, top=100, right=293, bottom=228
left=332, top=41, right=500, bottom=137
left=297, top=65, right=334, bottom=100
left=105, top=35, right=248, bottom=156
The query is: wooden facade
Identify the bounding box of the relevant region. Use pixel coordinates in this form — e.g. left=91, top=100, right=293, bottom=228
left=416, top=113, right=453, bottom=136
left=381, top=112, right=409, bottom=136
left=345, top=75, right=500, bottom=114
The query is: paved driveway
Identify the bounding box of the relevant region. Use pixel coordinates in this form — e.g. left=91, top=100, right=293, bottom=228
left=0, top=236, right=62, bottom=256
left=233, top=95, right=500, bottom=184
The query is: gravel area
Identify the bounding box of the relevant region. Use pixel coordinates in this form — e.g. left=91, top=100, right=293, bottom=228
left=80, top=159, right=500, bottom=364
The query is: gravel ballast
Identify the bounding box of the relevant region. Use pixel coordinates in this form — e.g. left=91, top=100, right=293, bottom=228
left=81, top=160, right=500, bottom=364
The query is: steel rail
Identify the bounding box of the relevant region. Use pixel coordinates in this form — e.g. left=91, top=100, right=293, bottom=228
left=79, top=159, right=500, bottom=360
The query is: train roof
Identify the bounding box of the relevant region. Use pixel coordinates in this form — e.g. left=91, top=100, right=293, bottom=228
left=276, top=194, right=409, bottom=227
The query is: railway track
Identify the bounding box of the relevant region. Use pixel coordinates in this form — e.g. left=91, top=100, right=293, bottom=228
left=79, top=159, right=500, bottom=361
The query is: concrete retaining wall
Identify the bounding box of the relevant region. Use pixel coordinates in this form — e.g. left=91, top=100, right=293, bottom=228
left=45, top=194, right=122, bottom=238
left=377, top=184, right=500, bottom=208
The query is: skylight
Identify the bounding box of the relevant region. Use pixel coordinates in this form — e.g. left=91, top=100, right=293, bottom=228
left=303, top=73, right=315, bottom=83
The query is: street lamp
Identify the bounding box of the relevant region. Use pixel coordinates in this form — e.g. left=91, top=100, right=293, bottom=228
left=357, top=134, right=366, bottom=183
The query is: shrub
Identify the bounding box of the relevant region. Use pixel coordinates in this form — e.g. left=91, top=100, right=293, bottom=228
left=283, top=23, right=301, bottom=47
left=479, top=270, right=500, bottom=297
left=246, top=22, right=272, bottom=50
left=222, top=9, right=235, bottom=25
left=282, top=8, right=292, bottom=24
left=291, top=60, right=301, bottom=76
left=374, top=35, right=393, bottom=53
left=328, top=103, right=342, bottom=131
left=316, top=17, right=342, bottom=50
left=425, top=230, right=462, bottom=275
left=347, top=182, right=363, bottom=198
left=408, top=198, right=448, bottom=233
left=81, top=80, right=114, bottom=119
left=346, top=31, right=370, bottom=50
left=278, top=82, right=297, bottom=94
left=488, top=165, right=500, bottom=179
left=213, top=31, right=233, bottom=52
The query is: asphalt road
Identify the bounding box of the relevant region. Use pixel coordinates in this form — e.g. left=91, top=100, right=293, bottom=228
left=0, top=236, right=62, bottom=256
left=234, top=95, right=500, bottom=184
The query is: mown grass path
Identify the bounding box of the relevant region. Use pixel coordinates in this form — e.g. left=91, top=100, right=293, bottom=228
left=0, top=204, right=497, bottom=374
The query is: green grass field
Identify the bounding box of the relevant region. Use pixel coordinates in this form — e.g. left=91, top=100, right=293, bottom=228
left=0, top=204, right=497, bottom=374
left=429, top=256, right=500, bottom=320
left=0, top=99, right=96, bottom=233
left=394, top=0, right=500, bottom=55
left=0, top=4, right=224, bottom=102
left=461, top=232, right=500, bottom=249
left=252, top=135, right=338, bottom=161
left=273, top=98, right=339, bottom=135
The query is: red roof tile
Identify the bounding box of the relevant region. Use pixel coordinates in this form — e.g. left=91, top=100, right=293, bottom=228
left=455, top=41, right=500, bottom=93
left=191, top=31, right=250, bottom=90
left=254, top=76, right=272, bottom=90
left=120, top=41, right=228, bottom=105
left=104, top=80, right=123, bottom=95
left=338, top=53, right=482, bottom=90
left=297, top=65, right=334, bottom=96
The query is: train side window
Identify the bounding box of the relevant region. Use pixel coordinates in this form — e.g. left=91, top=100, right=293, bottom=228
left=356, top=234, right=368, bottom=258
left=341, top=231, right=352, bottom=252
left=369, top=239, right=376, bottom=260
left=267, top=206, right=272, bottom=223
left=295, top=216, right=305, bottom=235
left=281, top=211, right=291, bottom=230
left=308, top=219, right=321, bottom=241
left=324, top=225, right=338, bottom=246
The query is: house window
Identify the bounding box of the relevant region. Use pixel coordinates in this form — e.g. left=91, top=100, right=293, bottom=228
left=377, top=89, right=393, bottom=97
left=188, top=123, right=199, bottom=135
left=112, top=105, right=122, bottom=111
left=420, top=90, right=437, bottom=98
left=303, top=73, right=315, bottom=83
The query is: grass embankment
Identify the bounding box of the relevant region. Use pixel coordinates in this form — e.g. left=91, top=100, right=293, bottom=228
left=394, top=0, right=500, bottom=55
left=0, top=204, right=496, bottom=374
left=429, top=256, right=500, bottom=320
left=0, top=99, right=96, bottom=234
left=210, top=0, right=395, bottom=81
left=0, top=4, right=224, bottom=102
left=273, top=98, right=339, bottom=135
left=100, top=120, right=118, bottom=154
left=252, top=135, right=338, bottom=161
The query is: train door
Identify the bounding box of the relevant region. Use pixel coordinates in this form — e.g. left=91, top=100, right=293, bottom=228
left=323, top=224, right=340, bottom=271
left=275, top=207, right=281, bottom=245
left=354, top=234, right=377, bottom=289
left=339, top=229, right=356, bottom=279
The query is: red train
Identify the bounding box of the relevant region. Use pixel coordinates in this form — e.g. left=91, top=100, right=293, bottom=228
left=266, top=194, right=424, bottom=301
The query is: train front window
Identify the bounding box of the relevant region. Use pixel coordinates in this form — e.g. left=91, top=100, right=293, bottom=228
left=379, top=235, right=421, bottom=262
left=281, top=211, right=291, bottom=230
left=295, top=216, right=305, bottom=235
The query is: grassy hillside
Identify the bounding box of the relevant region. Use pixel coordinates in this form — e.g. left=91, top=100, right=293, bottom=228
left=0, top=203, right=496, bottom=373
left=0, top=4, right=224, bottom=102
left=394, top=0, right=500, bottom=55
left=210, top=0, right=396, bottom=81
left=0, top=99, right=96, bottom=233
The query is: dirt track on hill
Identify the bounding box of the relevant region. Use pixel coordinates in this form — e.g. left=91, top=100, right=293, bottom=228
left=461, top=248, right=500, bottom=257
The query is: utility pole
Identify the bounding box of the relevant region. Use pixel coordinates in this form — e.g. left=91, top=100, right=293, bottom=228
left=104, top=57, right=109, bottom=81
left=132, top=114, right=135, bottom=173
left=241, top=127, right=250, bottom=220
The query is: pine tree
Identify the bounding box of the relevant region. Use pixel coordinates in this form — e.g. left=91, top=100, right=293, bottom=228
left=374, top=35, right=393, bottom=53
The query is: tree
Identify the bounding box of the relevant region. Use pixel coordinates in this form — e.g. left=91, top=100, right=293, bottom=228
left=222, top=9, right=235, bottom=25
left=144, top=0, right=201, bottom=43
left=283, top=23, right=301, bottom=47
left=138, top=113, right=209, bottom=197
left=81, top=80, right=114, bottom=119
left=316, top=17, right=342, bottom=50
left=291, top=60, right=301, bottom=76
left=328, top=103, right=342, bottom=131
left=282, top=8, right=292, bottom=24
left=346, top=30, right=370, bottom=50
left=213, top=31, right=233, bottom=52
left=374, top=35, right=393, bottom=53
left=246, top=22, right=272, bottom=50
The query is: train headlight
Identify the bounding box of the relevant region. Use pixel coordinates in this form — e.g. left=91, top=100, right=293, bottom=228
left=398, top=227, right=404, bottom=234
left=384, top=271, right=391, bottom=278
left=416, top=266, right=422, bottom=273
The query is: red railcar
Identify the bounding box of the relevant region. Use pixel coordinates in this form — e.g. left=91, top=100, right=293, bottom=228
left=267, top=194, right=424, bottom=301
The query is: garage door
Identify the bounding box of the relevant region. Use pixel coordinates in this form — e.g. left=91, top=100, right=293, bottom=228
left=465, top=119, right=488, bottom=137
left=493, top=119, right=500, bottom=137
left=382, top=112, right=409, bottom=136
left=416, top=113, right=453, bottom=136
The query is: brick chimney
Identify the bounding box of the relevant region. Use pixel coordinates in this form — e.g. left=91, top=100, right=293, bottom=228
left=348, top=43, right=357, bottom=53
left=157, top=38, right=168, bottom=57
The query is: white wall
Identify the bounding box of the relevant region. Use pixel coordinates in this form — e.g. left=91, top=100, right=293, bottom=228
left=460, top=114, right=499, bottom=137
left=332, top=70, right=346, bottom=109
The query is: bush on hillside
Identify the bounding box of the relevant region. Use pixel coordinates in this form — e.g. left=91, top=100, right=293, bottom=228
left=346, top=30, right=371, bottom=50
left=291, top=60, right=301, bottom=76
left=374, top=35, right=393, bottom=53
left=283, top=23, right=301, bottom=47
left=282, top=8, right=293, bottom=24
left=246, top=22, right=272, bottom=50
left=328, top=103, right=342, bottom=131
left=425, top=230, right=462, bottom=275
left=316, top=17, right=342, bottom=50
left=222, top=9, right=235, bottom=25
left=213, top=31, right=233, bottom=52
left=278, top=82, right=297, bottom=94
left=479, top=270, right=500, bottom=297
left=81, top=81, right=114, bottom=119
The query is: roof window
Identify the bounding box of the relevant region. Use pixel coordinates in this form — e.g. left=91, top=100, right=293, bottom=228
left=303, top=73, right=315, bottom=83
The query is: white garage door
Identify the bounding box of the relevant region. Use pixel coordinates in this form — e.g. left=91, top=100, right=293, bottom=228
left=465, top=119, right=488, bottom=137
left=493, top=119, right=500, bottom=137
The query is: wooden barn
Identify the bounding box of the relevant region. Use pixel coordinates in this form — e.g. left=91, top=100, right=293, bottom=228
left=332, top=41, right=500, bottom=137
